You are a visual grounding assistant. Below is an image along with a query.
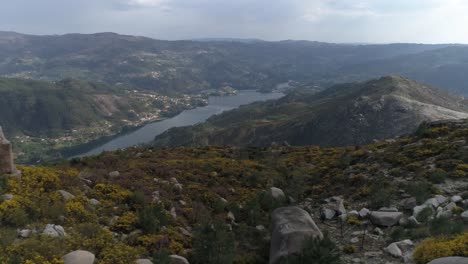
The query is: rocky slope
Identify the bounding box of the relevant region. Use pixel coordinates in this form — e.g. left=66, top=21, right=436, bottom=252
left=0, top=31, right=459, bottom=94
left=0, top=119, right=467, bottom=263
left=153, top=76, right=468, bottom=147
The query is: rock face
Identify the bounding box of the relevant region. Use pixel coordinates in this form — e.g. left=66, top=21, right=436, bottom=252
left=269, top=206, right=323, bottom=264
left=0, top=127, right=15, bottom=174
left=428, top=257, right=468, bottom=264
left=62, top=250, right=95, bottom=264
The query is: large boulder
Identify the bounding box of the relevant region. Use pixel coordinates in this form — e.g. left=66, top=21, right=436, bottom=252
left=384, top=240, right=414, bottom=262
left=269, top=206, right=323, bottom=264
left=1, top=193, right=13, bottom=201
left=43, top=224, right=66, bottom=237
left=320, top=208, right=336, bottom=220
left=461, top=210, right=468, bottom=222
left=413, top=204, right=434, bottom=218
left=269, top=187, right=286, bottom=200
left=451, top=196, right=463, bottom=203
left=400, top=197, right=417, bottom=210
left=428, top=257, right=468, bottom=264
left=424, top=198, right=440, bottom=208
left=359, top=208, right=371, bottom=218
left=58, top=190, right=75, bottom=202
left=108, top=171, right=120, bottom=179
left=434, top=195, right=448, bottom=205
left=63, top=250, right=95, bottom=264
left=169, top=255, right=189, bottom=264
left=370, top=211, right=403, bottom=227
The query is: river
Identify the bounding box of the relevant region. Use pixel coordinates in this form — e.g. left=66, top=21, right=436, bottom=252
left=73, top=90, right=284, bottom=157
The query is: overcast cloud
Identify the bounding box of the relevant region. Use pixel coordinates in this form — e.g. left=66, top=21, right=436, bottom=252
left=1, top=0, right=467, bottom=43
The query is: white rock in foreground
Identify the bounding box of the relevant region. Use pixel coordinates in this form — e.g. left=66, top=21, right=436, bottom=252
left=428, top=257, right=468, bottom=264
left=170, top=255, right=190, bottom=264
left=63, top=250, right=95, bottom=264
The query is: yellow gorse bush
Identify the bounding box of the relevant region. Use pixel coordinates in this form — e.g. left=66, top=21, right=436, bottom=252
left=413, top=233, right=468, bottom=264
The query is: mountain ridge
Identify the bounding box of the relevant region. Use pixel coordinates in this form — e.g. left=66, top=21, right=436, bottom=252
left=153, top=76, right=468, bottom=147
left=0, top=31, right=463, bottom=95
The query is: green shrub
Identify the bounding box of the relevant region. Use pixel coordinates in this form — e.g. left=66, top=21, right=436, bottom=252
left=138, top=204, right=171, bottom=234
left=368, top=182, right=395, bottom=209
left=405, top=181, right=433, bottom=204
left=191, top=219, right=236, bottom=264
left=425, top=169, right=447, bottom=184
left=416, top=207, right=434, bottom=223
left=429, top=217, right=464, bottom=236
left=152, top=250, right=171, bottom=264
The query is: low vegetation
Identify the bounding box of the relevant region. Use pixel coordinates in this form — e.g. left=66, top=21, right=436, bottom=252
left=0, top=120, right=467, bottom=263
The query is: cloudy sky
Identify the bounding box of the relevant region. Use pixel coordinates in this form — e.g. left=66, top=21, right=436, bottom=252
left=1, top=0, right=467, bottom=43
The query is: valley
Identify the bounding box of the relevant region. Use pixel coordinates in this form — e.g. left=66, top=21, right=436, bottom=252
left=71, top=89, right=284, bottom=158
left=0, top=78, right=208, bottom=163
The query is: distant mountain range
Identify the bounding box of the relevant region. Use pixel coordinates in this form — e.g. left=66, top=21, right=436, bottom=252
left=153, top=76, right=468, bottom=147
left=1, top=31, right=466, bottom=95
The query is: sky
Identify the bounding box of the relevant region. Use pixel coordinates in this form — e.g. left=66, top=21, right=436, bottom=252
left=1, top=0, right=468, bottom=43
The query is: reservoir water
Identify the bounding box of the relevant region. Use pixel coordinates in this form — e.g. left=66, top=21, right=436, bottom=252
left=74, top=90, right=284, bottom=157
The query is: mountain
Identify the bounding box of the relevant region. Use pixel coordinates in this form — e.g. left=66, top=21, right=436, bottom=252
left=338, top=46, right=468, bottom=95
left=0, top=31, right=458, bottom=94
left=0, top=118, right=467, bottom=263
left=0, top=78, right=153, bottom=137
left=153, top=76, right=468, bottom=147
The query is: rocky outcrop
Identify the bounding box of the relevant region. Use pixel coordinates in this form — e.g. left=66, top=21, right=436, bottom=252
left=62, top=250, right=95, bottom=264
left=269, top=206, right=323, bottom=264
left=0, top=127, right=15, bottom=175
